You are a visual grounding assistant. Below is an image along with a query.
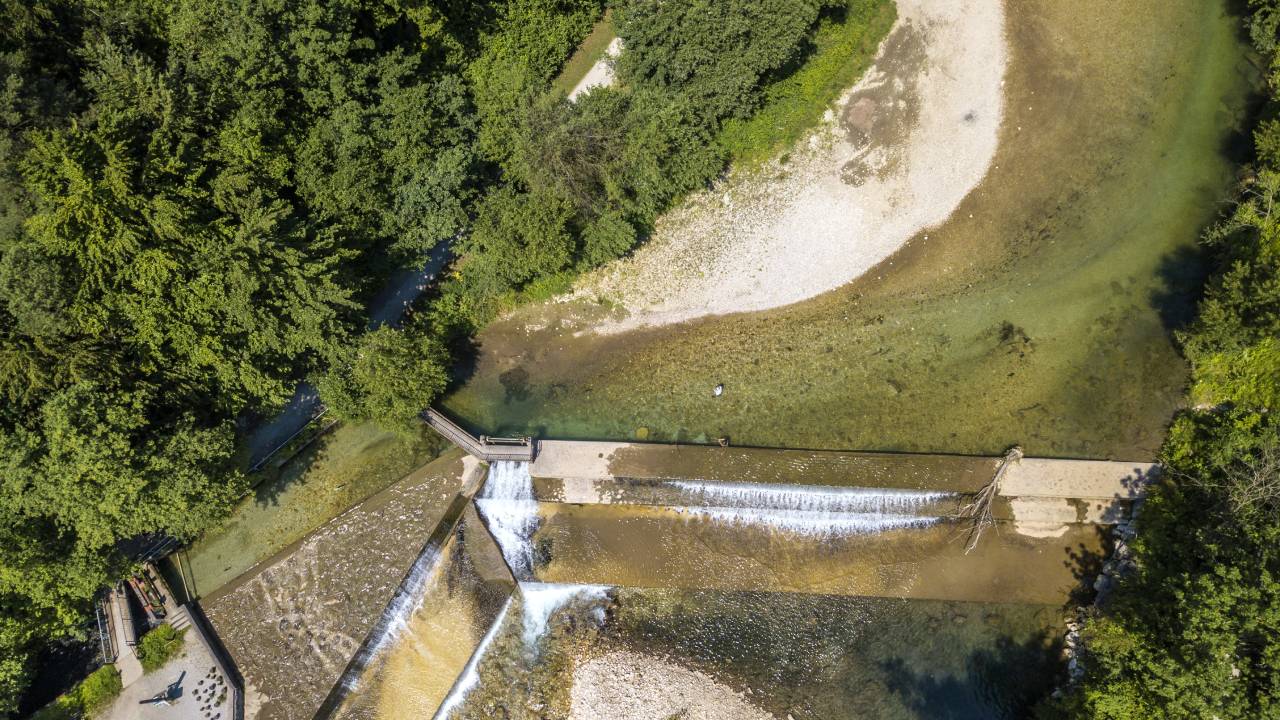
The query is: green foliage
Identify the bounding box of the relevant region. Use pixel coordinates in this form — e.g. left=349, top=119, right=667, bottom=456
left=468, top=0, right=602, bottom=165
left=18, top=652, right=120, bottom=719
left=28, top=696, right=76, bottom=720
left=451, top=0, right=859, bottom=326
left=462, top=186, right=577, bottom=296
left=1, top=0, right=898, bottom=713
left=1181, top=168, right=1280, bottom=409
left=1051, top=4, right=1280, bottom=717
left=4, top=384, right=247, bottom=549
left=0, top=0, right=487, bottom=712
left=318, top=325, right=451, bottom=432
left=549, top=12, right=617, bottom=97
left=0, top=608, right=33, bottom=718
left=615, top=0, right=835, bottom=124
left=719, top=0, right=895, bottom=164
left=77, top=665, right=121, bottom=714
left=135, top=624, right=186, bottom=674
left=1047, top=411, right=1280, bottom=720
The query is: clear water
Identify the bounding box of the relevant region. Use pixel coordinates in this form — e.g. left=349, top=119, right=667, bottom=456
left=519, top=583, right=612, bottom=650
left=442, top=587, right=1063, bottom=719
left=668, top=480, right=949, bottom=537
left=434, top=595, right=515, bottom=719
left=441, top=0, right=1258, bottom=459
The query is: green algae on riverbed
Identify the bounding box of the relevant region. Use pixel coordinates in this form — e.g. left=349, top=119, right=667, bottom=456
left=441, top=0, right=1258, bottom=459
left=431, top=588, right=1063, bottom=720
left=179, top=423, right=447, bottom=598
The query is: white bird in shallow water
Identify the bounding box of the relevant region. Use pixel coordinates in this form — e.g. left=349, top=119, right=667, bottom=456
left=713, top=384, right=724, bottom=397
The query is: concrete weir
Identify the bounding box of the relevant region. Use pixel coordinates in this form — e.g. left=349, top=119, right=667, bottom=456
left=201, top=450, right=488, bottom=720
left=200, top=416, right=1155, bottom=719
left=527, top=439, right=1155, bottom=528
left=516, top=440, right=1152, bottom=604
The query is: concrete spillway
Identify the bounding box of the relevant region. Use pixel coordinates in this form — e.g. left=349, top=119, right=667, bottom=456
left=474, top=461, right=540, bottom=579
left=666, top=480, right=950, bottom=537
left=200, top=434, right=1154, bottom=719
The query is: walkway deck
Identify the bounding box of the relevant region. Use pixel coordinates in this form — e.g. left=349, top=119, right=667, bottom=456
left=421, top=408, right=535, bottom=462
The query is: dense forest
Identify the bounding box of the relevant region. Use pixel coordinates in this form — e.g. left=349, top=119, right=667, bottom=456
left=0, top=0, right=889, bottom=714
left=1044, top=1, right=1280, bottom=717
left=6, top=0, right=1277, bottom=716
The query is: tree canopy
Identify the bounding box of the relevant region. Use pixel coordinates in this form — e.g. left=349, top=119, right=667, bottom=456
left=1045, top=3, right=1280, bottom=717
left=0, top=0, right=891, bottom=713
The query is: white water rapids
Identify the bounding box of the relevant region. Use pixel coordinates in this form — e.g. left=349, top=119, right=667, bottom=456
left=668, top=480, right=950, bottom=536
left=435, top=462, right=952, bottom=717
left=432, top=594, right=514, bottom=720
left=433, top=582, right=613, bottom=719
left=475, top=461, right=540, bottom=579
left=519, top=582, right=611, bottom=649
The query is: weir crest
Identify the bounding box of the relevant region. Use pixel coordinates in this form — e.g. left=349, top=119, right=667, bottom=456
left=667, top=479, right=950, bottom=536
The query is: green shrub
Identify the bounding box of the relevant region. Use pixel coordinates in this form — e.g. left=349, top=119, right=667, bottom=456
left=135, top=625, right=186, bottom=674
left=469, top=0, right=604, bottom=165
left=616, top=0, right=828, bottom=124
left=317, top=325, right=452, bottom=433
left=29, top=695, right=79, bottom=720
left=77, top=664, right=122, bottom=714
left=719, top=0, right=896, bottom=164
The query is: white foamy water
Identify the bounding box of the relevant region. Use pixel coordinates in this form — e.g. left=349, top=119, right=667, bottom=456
left=338, top=541, right=446, bottom=693
left=668, top=480, right=949, bottom=537
left=519, top=583, right=611, bottom=649
left=670, top=480, right=950, bottom=513
left=475, top=461, right=539, bottom=579
left=432, top=595, right=515, bottom=720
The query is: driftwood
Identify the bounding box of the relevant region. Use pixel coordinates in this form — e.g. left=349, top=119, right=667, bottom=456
left=960, top=445, right=1022, bottom=553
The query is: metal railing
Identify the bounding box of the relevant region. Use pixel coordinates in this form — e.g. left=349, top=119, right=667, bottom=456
left=422, top=408, right=535, bottom=462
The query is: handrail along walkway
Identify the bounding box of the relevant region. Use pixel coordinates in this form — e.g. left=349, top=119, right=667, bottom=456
left=421, top=408, right=536, bottom=462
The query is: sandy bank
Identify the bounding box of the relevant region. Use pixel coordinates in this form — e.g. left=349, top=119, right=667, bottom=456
left=570, top=650, right=774, bottom=720
left=576, top=0, right=1006, bottom=332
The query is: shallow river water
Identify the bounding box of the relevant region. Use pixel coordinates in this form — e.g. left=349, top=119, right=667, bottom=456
left=442, top=0, right=1257, bottom=458
left=208, top=1, right=1258, bottom=717
left=322, top=458, right=1107, bottom=719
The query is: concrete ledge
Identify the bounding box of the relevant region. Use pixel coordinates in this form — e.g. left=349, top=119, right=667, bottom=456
left=999, top=458, right=1157, bottom=500
left=530, top=440, right=1156, bottom=506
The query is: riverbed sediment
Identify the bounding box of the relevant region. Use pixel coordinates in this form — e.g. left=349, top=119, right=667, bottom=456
left=575, top=0, right=1006, bottom=331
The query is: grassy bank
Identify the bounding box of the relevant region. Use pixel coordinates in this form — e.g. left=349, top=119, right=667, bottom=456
left=720, top=0, right=896, bottom=164
left=550, top=10, right=617, bottom=96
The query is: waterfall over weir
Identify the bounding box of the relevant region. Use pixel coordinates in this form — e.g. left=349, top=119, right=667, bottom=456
left=475, top=461, right=540, bottom=579
left=432, top=595, right=514, bottom=720
left=667, top=480, right=950, bottom=537
left=519, top=582, right=611, bottom=649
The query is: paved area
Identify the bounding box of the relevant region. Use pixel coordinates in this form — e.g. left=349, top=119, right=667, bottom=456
left=99, top=612, right=233, bottom=720
left=105, top=586, right=144, bottom=687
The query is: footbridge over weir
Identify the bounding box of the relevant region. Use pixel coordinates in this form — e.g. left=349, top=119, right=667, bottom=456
left=421, top=408, right=535, bottom=462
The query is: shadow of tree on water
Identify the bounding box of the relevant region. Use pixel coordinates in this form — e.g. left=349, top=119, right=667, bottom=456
left=1063, top=525, right=1111, bottom=607
left=880, top=632, right=1063, bottom=720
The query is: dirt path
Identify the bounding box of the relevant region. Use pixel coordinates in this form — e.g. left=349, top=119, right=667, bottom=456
left=577, top=0, right=1006, bottom=332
